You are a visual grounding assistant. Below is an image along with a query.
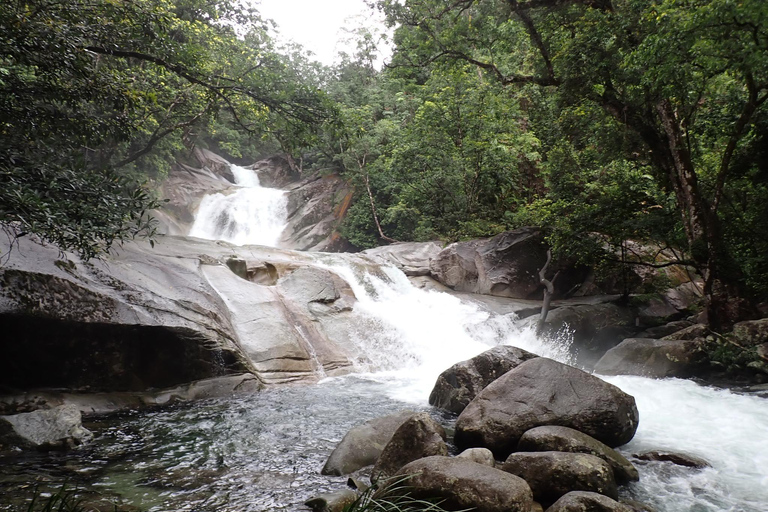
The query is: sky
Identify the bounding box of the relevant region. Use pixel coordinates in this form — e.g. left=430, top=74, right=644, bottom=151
left=256, top=0, right=390, bottom=66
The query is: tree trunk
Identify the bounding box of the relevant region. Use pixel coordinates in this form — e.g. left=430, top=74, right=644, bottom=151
left=655, top=100, right=751, bottom=331
left=536, top=249, right=559, bottom=336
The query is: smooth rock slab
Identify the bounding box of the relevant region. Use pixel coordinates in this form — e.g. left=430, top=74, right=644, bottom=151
left=429, top=345, right=538, bottom=414
left=321, top=411, right=415, bottom=476
left=455, top=358, right=639, bottom=458
left=502, top=452, right=617, bottom=505
left=395, top=456, right=533, bottom=512
left=517, top=426, right=638, bottom=483
left=371, top=412, right=448, bottom=481
left=546, top=491, right=633, bottom=512
left=0, top=404, right=92, bottom=450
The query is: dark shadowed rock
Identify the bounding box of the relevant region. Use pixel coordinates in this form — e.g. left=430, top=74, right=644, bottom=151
left=395, top=456, right=533, bottom=512
left=304, top=489, right=358, bottom=512
left=455, top=358, right=639, bottom=458
left=633, top=451, right=710, bottom=469
left=321, top=411, right=416, bottom=476
left=546, top=491, right=633, bottom=512
left=635, top=320, right=694, bottom=339
left=456, top=447, right=496, bottom=467
left=502, top=452, right=617, bottom=505
left=594, top=338, right=708, bottom=378
left=371, top=412, right=448, bottom=481
left=429, top=346, right=539, bottom=414
left=517, top=426, right=638, bottom=483
left=0, top=404, right=92, bottom=450
left=662, top=324, right=709, bottom=340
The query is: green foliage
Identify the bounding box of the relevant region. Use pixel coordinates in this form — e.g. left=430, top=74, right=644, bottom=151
left=0, top=0, right=332, bottom=260
left=369, top=0, right=768, bottom=308
left=342, top=476, right=459, bottom=512
left=23, top=485, right=87, bottom=512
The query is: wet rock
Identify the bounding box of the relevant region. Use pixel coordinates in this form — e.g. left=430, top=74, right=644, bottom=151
left=429, top=345, right=539, bottom=414
left=455, top=358, right=639, bottom=458
left=371, top=412, right=448, bottom=481
left=517, top=426, right=638, bottom=483
left=620, top=499, right=657, bottom=512
left=456, top=447, right=496, bottom=467
left=546, top=491, right=633, bottom=512
left=594, top=337, right=708, bottom=378
left=502, top=452, right=617, bottom=505
left=249, top=154, right=300, bottom=189
left=395, top=455, right=533, bottom=512
left=364, top=242, right=444, bottom=276
left=304, top=489, right=358, bottom=512
left=321, top=411, right=416, bottom=476
left=633, top=451, right=710, bottom=469
left=540, top=303, right=637, bottom=365
left=0, top=404, right=92, bottom=450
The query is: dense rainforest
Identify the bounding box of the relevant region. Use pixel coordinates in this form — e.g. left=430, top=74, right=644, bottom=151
left=2, top=0, right=768, bottom=333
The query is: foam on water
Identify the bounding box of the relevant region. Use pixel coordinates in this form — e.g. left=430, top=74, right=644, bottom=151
left=321, top=259, right=572, bottom=402
left=189, top=165, right=287, bottom=246
left=603, top=375, right=768, bottom=511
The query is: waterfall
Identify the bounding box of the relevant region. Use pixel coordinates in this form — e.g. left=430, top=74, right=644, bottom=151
left=320, top=259, right=572, bottom=402
left=189, top=165, right=287, bottom=246
left=182, top=170, right=768, bottom=512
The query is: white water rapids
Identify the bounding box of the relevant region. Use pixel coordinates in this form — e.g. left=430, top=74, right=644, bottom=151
left=188, top=163, right=768, bottom=511
left=189, top=165, right=287, bottom=246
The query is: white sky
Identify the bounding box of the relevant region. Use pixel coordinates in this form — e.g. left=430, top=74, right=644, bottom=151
left=256, top=0, right=389, bottom=66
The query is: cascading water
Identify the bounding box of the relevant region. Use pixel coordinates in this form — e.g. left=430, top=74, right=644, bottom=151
left=9, top=164, right=764, bottom=512
left=189, top=165, right=287, bottom=246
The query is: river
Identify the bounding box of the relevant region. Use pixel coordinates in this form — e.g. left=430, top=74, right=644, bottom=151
left=3, top=165, right=766, bottom=512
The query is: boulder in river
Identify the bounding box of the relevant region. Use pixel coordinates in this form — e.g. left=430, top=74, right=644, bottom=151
left=456, top=447, right=496, bottom=467
left=501, top=452, right=618, bottom=505
left=363, top=242, right=444, bottom=276
left=321, top=410, right=416, bottom=476
left=429, top=345, right=539, bottom=414
left=394, top=455, right=533, bottom=512
left=371, top=412, right=448, bottom=481
left=546, top=491, right=634, bottom=512
left=0, top=404, right=92, bottom=450
left=633, top=450, right=710, bottom=469
left=429, top=227, right=585, bottom=299
left=517, top=426, right=638, bottom=483
left=594, top=337, right=708, bottom=378
left=455, top=358, right=639, bottom=458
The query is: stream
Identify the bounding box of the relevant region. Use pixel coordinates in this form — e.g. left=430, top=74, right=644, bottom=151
left=3, top=165, right=767, bottom=512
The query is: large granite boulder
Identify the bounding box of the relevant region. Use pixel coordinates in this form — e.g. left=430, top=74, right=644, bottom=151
left=429, top=346, right=539, bottom=414
left=455, top=358, right=639, bottom=458
left=594, top=338, right=708, bottom=378
left=321, top=411, right=416, bottom=476
left=371, top=412, right=448, bottom=481
left=517, top=426, right=638, bottom=483
left=429, top=227, right=585, bottom=299
left=0, top=404, right=92, bottom=450
left=547, top=491, right=634, bottom=512
left=394, top=456, right=533, bottom=512
left=502, top=452, right=618, bottom=505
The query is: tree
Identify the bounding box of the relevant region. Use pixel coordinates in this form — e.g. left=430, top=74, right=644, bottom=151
left=379, top=0, right=768, bottom=330
left=0, top=0, right=332, bottom=260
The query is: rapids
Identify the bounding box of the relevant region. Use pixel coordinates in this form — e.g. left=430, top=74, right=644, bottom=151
left=4, top=162, right=765, bottom=512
